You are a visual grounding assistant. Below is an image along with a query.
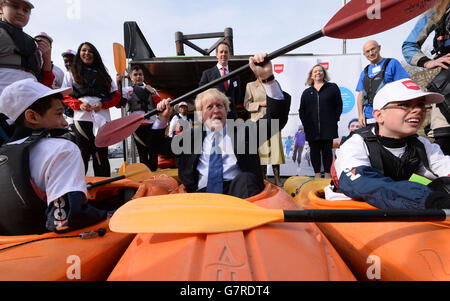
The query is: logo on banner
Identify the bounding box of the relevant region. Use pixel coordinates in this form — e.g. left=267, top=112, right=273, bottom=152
left=319, top=62, right=329, bottom=70
left=339, top=87, right=356, bottom=114
left=274, top=64, right=284, bottom=74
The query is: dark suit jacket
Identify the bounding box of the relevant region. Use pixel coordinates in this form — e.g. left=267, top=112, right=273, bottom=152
left=152, top=92, right=291, bottom=193
left=199, top=66, right=241, bottom=120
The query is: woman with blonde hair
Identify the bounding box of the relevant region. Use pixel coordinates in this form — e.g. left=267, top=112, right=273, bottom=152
left=299, top=64, right=342, bottom=178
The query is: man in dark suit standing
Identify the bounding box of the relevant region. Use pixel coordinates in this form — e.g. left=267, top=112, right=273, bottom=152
left=152, top=53, right=291, bottom=198
left=199, top=41, right=241, bottom=120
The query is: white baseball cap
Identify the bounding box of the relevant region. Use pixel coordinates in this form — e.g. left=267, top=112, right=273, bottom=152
left=61, top=49, right=77, bottom=57
left=179, top=101, right=188, bottom=107
left=34, top=32, right=53, bottom=43
left=373, top=79, right=444, bottom=111
left=11, top=0, right=34, bottom=8
left=23, top=0, right=34, bottom=8
left=0, top=79, right=72, bottom=121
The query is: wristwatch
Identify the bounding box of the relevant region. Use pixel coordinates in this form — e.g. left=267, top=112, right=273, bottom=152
left=261, top=74, right=275, bottom=84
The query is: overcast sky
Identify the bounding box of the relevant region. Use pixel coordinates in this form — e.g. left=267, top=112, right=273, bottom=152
left=23, top=0, right=433, bottom=122
left=25, top=0, right=432, bottom=73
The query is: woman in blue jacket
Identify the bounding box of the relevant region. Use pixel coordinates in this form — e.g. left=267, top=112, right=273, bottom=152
left=402, top=0, right=450, bottom=155
left=299, top=64, right=343, bottom=178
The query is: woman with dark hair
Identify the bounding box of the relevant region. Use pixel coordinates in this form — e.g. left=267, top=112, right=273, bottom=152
left=62, top=42, right=121, bottom=176
left=299, top=64, right=343, bottom=178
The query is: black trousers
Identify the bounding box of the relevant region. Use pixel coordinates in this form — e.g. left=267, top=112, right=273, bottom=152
left=74, top=120, right=110, bottom=177
left=198, top=172, right=264, bottom=199
left=134, top=124, right=158, bottom=171
left=308, top=139, right=333, bottom=174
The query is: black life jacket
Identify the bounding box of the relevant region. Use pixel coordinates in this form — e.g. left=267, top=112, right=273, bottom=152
left=128, top=85, right=154, bottom=113
left=362, top=58, right=392, bottom=107
left=349, top=125, right=436, bottom=181
left=0, top=128, right=68, bottom=236
left=432, top=6, right=450, bottom=58
left=0, top=21, right=42, bottom=81
left=71, top=67, right=110, bottom=99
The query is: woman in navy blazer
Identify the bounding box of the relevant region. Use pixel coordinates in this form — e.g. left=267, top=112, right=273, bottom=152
left=299, top=64, right=343, bottom=179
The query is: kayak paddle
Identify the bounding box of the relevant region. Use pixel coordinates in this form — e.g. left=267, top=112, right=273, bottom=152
left=86, top=162, right=152, bottom=190
left=95, top=0, right=437, bottom=147
left=113, top=42, right=128, bottom=161
left=109, top=193, right=450, bottom=234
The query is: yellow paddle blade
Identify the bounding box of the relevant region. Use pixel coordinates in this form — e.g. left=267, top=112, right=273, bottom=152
left=113, top=42, right=126, bottom=75
left=109, top=193, right=285, bottom=234
left=118, top=163, right=152, bottom=181
left=118, top=161, right=128, bottom=176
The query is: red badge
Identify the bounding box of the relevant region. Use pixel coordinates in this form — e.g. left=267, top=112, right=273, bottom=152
left=401, top=80, right=420, bottom=90
left=274, top=64, right=284, bottom=74
left=320, top=62, right=329, bottom=70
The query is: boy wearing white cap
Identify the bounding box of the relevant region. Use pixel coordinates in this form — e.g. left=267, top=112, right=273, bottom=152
left=116, top=65, right=161, bottom=170
left=325, top=78, right=450, bottom=210
left=0, top=0, right=55, bottom=145
left=168, top=101, right=192, bottom=138
left=0, top=79, right=106, bottom=235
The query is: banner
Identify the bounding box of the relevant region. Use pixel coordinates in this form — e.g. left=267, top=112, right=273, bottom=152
left=267, top=54, right=362, bottom=176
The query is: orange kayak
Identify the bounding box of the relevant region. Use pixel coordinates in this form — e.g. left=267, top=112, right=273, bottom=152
left=108, top=181, right=356, bottom=281
left=290, top=176, right=450, bottom=281
left=0, top=175, right=179, bottom=281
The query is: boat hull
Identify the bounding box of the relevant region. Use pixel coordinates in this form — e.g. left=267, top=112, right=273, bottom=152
left=0, top=176, right=179, bottom=281
left=108, top=181, right=356, bottom=281
left=289, top=176, right=450, bottom=281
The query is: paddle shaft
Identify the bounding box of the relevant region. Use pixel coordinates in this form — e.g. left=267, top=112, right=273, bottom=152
left=86, top=175, right=126, bottom=190
left=142, top=30, right=324, bottom=119
left=118, top=80, right=127, bottom=162
left=86, top=166, right=148, bottom=190
left=284, top=209, right=450, bottom=223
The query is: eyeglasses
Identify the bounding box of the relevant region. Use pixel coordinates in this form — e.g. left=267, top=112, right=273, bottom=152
left=382, top=102, right=431, bottom=112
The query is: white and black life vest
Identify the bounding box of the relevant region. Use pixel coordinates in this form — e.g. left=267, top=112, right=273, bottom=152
left=347, top=125, right=435, bottom=181
left=0, top=129, right=67, bottom=235
left=0, top=21, right=42, bottom=81
left=362, top=58, right=391, bottom=107
left=71, top=67, right=110, bottom=99
left=127, top=85, right=154, bottom=113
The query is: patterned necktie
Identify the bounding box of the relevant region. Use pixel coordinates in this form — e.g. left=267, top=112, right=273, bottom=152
left=222, top=67, right=229, bottom=92
left=206, top=132, right=223, bottom=193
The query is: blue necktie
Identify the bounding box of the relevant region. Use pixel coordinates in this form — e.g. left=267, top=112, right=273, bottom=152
left=206, top=133, right=223, bottom=193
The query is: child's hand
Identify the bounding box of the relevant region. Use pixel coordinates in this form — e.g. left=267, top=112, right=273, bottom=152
left=145, top=85, right=156, bottom=94
left=80, top=103, right=92, bottom=112
left=36, top=39, right=52, bottom=71
left=116, top=74, right=124, bottom=82
left=93, top=102, right=103, bottom=112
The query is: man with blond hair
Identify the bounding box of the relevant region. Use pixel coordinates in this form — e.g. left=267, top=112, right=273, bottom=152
left=152, top=53, right=291, bottom=198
